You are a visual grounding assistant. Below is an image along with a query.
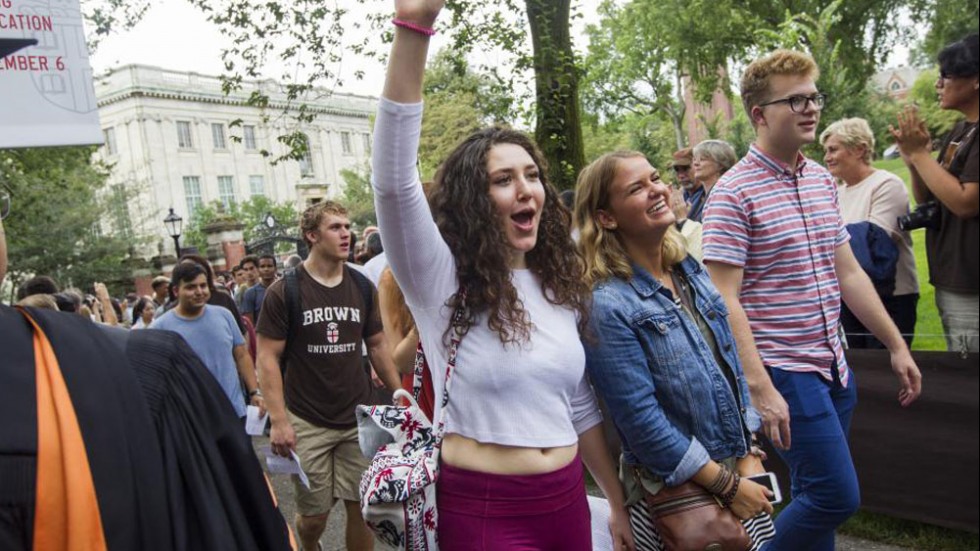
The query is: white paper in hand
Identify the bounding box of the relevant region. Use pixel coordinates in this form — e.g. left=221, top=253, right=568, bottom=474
left=261, top=446, right=311, bottom=490
left=245, top=405, right=269, bottom=436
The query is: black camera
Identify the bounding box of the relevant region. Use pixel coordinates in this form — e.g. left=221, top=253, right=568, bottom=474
left=898, top=201, right=940, bottom=231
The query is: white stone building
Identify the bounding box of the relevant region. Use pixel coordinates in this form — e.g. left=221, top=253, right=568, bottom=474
left=94, top=64, right=375, bottom=257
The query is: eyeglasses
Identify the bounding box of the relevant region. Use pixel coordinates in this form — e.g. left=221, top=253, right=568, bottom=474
left=758, top=93, right=827, bottom=113
left=938, top=71, right=978, bottom=80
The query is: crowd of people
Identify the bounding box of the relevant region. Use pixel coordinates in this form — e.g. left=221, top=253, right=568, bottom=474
left=1, top=1, right=976, bottom=548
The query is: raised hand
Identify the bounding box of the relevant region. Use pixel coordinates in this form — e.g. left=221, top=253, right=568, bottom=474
left=393, top=0, right=445, bottom=27
left=889, top=105, right=932, bottom=158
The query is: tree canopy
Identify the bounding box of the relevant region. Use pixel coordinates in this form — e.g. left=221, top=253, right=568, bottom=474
left=1, top=147, right=137, bottom=298
left=182, top=195, right=299, bottom=255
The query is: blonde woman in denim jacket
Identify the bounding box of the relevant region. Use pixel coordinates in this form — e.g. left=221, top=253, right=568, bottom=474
left=575, top=151, right=775, bottom=550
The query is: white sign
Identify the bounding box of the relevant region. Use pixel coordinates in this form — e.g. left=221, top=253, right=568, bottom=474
left=0, top=0, right=102, bottom=148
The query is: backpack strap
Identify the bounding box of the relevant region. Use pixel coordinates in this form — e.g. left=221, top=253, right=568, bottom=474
left=281, top=267, right=301, bottom=376
left=345, top=265, right=375, bottom=338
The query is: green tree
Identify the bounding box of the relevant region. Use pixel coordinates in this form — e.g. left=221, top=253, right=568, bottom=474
left=183, top=196, right=299, bottom=255
left=911, top=0, right=979, bottom=63
left=0, top=147, right=138, bottom=298
left=340, top=166, right=376, bottom=229
left=581, top=0, right=688, bottom=150
left=524, top=0, right=585, bottom=189
left=418, top=49, right=513, bottom=180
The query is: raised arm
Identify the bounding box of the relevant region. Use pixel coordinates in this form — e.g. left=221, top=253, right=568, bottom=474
left=892, top=106, right=980, bottom=217
left=382, top=1, right=442, bottom=103
left=372, top=0, right=456, bottom=310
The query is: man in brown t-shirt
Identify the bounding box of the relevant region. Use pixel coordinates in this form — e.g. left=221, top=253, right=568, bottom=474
left=256, top=201, right=401, bottom=551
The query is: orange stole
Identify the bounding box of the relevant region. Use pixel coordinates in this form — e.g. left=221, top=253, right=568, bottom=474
left=19, top=309, right=108, bottom=551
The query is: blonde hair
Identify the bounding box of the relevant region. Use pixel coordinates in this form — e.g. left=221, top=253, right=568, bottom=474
left=574, top=151, right=688, bottom=287
left=300, top=200, right=348, bottom=247
left=378, top=267, right=415, bottom=337
left=741, top=50, right=820, bottom=123
left=693, top=139, right=738, bottom=174
left=16, top=293, right=58, bottom=310
left=820, top=117, right=875, bottom=164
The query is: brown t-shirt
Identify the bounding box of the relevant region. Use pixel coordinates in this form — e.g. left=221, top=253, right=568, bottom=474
left=927, top=121, right=979, bottom=293
left=256, top=264, right=382, bottom=428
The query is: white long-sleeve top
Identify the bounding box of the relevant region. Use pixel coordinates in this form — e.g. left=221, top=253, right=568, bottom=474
left=372, top=98, right=602, bottom=447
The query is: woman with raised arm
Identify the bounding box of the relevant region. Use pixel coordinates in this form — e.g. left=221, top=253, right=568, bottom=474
left=371, top=1, right=633, bottom=548
left=575, top=151, right=775, bottom=550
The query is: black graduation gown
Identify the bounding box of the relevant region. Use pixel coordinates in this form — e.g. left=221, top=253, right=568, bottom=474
left=0, top=306, right=173, bottom=550
left=0, top=306, right=291, bottom=550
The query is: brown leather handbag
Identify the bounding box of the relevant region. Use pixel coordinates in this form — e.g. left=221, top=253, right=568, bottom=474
left=643, top=481, right=751, bottom=551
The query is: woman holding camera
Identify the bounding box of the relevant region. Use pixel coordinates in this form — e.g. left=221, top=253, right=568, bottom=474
left=892, top=33, right=979, bottom=353
left=574, top=151, right=774, bottom=550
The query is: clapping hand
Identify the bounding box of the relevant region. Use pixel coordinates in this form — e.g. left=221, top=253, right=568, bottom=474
left=889, top=105, right=932, bottom=159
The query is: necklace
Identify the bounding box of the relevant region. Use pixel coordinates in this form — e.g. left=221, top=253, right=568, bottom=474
left=655, top=268, right=684, bottom=307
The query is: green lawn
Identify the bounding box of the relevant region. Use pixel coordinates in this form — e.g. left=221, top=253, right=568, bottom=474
left=872, top=159, right=946, bottom=351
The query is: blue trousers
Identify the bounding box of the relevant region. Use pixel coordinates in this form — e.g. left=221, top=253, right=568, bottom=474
left=764, top=369, right=860, bottom=551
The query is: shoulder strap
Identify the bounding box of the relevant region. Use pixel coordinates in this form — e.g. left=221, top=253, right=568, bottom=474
left=432, top=289, right=468, bottom=446
left=282, top=267, right=301, bottom=375
left=345, top=266, right=375, bottom=337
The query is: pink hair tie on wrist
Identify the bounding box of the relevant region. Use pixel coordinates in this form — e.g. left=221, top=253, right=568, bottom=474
left=392, top=18, right=436, bottom=36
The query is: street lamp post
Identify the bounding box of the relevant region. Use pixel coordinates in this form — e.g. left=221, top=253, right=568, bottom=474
left=164, top=208, right=183, bottom=257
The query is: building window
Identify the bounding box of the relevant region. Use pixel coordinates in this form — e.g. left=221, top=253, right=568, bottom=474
left=362, top=133, right=371, bottom=154
left=243, top=125, right=257, bottom=150
left=177, top=121, right=193, bottom=149
left=103, top=127, right=117, bottom=155
left=299, top=134, right=314, bottom=177
left=183, top=176, right=203, bottom=215
left=218, top=175, right=236, bottom=209
left=211, top=123, right=227, bottom=149
left=249, top=175, right=265, bottom=197
left=341, top=131, right=352, bottom=155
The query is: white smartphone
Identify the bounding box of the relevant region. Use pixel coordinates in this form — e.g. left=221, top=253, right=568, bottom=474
left=746, top=472, right=783, bottom=505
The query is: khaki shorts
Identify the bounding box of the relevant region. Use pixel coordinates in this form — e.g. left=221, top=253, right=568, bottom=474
left=288, top=410, right=370, bottom=516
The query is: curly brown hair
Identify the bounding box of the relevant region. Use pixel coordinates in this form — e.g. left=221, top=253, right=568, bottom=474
left=430, top=126, right=590, bottom=345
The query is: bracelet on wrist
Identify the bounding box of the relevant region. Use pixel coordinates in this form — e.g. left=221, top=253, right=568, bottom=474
left=719, top=473, right=741, bottom=508
left=392, top=18, right=436, bottom=36
left=248, top=389, right=262, bottom=398
left=706, top=465, right=733, bottom=496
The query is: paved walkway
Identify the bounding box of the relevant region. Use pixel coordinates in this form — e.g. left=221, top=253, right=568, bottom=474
left=254, top=436, right=914, bottom=551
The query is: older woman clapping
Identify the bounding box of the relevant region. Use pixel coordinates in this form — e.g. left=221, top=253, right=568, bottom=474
left=821, top=118, right=919, bottom=347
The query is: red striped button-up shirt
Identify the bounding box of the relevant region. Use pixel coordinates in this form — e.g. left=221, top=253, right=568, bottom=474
left=703, top=145, right=851, bottom=385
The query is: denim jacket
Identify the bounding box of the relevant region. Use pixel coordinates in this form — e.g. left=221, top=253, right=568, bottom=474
left=584, top=256, right=761, bottom=487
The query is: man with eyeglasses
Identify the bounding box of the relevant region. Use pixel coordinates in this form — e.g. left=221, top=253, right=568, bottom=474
left=671, top=147, right=707, bottom=222
left=702, top=49, right=922, bottom=549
